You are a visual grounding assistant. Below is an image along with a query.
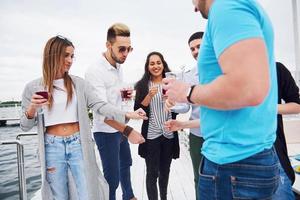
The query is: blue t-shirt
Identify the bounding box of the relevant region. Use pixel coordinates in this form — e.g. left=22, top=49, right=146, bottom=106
left=198, top=0, right=277, bottom=164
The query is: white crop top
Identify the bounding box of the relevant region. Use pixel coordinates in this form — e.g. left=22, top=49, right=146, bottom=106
left=43, top=79, right=78, bottom=127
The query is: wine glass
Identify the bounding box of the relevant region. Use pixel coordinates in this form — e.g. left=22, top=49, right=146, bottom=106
left=179, top=65, right=186, bottom=81
left=33, top=85, right=49, bottom=113
left=120, top=84, right=134, bottom=111
left=164, top=71, right=186, bottom=111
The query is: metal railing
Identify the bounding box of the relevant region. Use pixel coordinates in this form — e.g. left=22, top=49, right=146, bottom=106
left=0, top=111, right=43, bottom=200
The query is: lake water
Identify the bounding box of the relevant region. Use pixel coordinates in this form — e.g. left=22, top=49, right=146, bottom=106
left=0, top=123, right=41, bottom=200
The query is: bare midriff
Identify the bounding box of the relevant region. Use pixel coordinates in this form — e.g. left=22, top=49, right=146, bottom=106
left=46, top=122, right=80, bottom=136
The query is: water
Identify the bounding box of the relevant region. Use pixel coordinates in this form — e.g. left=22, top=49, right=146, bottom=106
left=0, top=123, right=41, bottom=200
left=0, top=107, right=21, bottom=120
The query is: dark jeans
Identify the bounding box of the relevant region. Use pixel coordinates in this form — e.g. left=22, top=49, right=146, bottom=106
left=273, top=164, right=295, bottom=199
left=145, top=135, right=174, bottom=200
left=198, top=147, right=280, bottom=200
left=94, top=132, right=134, bottom=200
left=189, top=134, right=204, bottom=200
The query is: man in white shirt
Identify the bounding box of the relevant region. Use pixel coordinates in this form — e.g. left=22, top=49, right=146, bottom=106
left=85, top=23, right=137, bottom=200
left=166, top=32, right=204, bottom=200
left=184, top=32, right=203, bottom=200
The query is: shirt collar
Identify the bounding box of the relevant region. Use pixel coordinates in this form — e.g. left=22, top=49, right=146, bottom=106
left=101, top=53, right=121, bottom=71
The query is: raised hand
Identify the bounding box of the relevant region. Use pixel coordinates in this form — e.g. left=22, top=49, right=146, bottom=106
left=31, top=93, right=49, bottom=108
left=148, top=86, right=158, bottom=97
left=25, top=93, right=49, bottom=119
left=162, top=78, right=190, bottom=103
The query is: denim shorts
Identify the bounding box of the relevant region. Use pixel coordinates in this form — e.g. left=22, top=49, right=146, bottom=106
left=198, top=147, right=280, bottom=200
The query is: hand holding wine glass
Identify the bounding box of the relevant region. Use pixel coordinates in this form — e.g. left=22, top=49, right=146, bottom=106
left=162, top=78, right=190, bottom=103
left=25, top=86, right=49, bottom=118
left=148, top=85, right=158, bottom=98
left=120, top=84, right=135, bottom=102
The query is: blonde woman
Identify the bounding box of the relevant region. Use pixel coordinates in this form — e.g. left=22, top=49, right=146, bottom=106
left=20, top=35, right=146, bottom=200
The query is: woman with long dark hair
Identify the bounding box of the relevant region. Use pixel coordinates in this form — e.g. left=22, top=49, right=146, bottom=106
left=134, top=51, right=180, bottom=200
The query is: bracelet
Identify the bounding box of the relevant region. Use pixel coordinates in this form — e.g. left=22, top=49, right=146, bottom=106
left=25, top=111, right=34, bottom=119
left=123, top=125, right=133, bottom=137
left=187, top=85, right=196, bottom=104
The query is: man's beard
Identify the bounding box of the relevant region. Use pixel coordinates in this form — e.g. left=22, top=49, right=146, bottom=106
left=111, top=49, right=125, bottom=64
left=200, top=9, right=208, bottom=19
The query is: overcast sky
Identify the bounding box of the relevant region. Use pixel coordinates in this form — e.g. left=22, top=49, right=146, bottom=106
left=0, top=0, right=298, bottom=101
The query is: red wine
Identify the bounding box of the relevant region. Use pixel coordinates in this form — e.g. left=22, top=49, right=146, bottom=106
left=121, top=89, right=131, bottom=100
left=36, top=91, right=49, bottom=99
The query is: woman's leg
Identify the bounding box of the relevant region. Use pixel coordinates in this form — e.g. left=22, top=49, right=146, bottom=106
left=158, top=137, right=174, bottom=200
left=67, top=133, right=89, bottom=200
left=145, top=137, right=161, bottom=200
left=45, top=134, right=69, bottom=200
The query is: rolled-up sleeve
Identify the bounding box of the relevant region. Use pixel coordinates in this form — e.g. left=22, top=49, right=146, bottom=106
left=84, top=80, right=126, bottom=123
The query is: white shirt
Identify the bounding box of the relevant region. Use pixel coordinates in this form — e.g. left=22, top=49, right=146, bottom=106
left=147, top=82, right=173, bottom=140
left=85, top=54, right=124, bottom=133
left=44, top=79, right=78, bottom=127
left=184, top=66, right=202, bottom=137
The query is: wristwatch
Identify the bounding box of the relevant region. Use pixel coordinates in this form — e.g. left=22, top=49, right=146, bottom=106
left=186, top=85, right=196, bottom=104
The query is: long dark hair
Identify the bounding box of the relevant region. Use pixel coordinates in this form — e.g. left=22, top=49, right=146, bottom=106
left=134, top=51, right=171, bottom=102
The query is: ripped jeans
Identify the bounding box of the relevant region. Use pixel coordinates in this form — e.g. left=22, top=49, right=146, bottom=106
left=45, top=132, right=88, bottom=200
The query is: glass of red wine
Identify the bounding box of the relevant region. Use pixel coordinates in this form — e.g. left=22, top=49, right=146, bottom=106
left=120, top=84, right=134, bottom=111
left=36, top=91, right=49, bottom=100
left=34, top=85, right=49, bottom=113
left=120, top=89, right=132, bottom=101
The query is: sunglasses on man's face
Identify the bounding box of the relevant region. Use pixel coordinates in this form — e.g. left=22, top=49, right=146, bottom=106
left=118, top=46, right=133, bottom=53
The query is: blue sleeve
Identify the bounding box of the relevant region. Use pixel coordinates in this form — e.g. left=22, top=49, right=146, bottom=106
left=209, top=1, right=264, bottom=58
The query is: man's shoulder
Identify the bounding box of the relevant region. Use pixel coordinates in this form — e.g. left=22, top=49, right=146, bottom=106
left=85, top=58, right=108, bottom=75
left=210, top=0, right=258, bottom=19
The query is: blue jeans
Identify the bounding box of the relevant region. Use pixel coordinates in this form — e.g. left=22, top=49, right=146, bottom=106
left=45, top=132, right=88, bottom=200
left=94, top=132, right=134, bottom=200
left=273, top=164, right=295, bottom=200
left=198, top=147, right=280, bottom=200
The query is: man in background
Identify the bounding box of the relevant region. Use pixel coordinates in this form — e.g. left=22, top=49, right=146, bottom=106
left=167, top=31, right=204, bottom=200
left=273, top=62, right=300, bottom=199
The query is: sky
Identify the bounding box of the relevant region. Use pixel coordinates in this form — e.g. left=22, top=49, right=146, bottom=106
left=0, top=0, right=298, bottom=101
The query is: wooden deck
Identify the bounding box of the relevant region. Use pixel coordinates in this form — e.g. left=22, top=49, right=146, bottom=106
left=116, top=120, right=196, bottom=200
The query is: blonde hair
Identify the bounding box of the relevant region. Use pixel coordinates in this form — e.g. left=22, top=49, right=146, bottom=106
left=42, top=36, right=74, bottom=109
left=107, top=23, right=130, bottom=43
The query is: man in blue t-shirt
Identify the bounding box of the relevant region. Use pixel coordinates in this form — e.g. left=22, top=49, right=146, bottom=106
left=163, top=0, right=279, bottom=199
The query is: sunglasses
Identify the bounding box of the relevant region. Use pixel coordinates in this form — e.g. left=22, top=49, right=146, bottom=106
left=118, top=46, right=133, bottom=53
left=50, top=35, right=73, bottom=49
left=55, top=35, right=72, bottom=42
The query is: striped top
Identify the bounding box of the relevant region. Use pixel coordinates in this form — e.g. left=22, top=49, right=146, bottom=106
left=147, top=82, right=173, bottom=140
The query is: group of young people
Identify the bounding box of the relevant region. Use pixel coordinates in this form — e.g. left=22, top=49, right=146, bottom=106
left=20, top=0, right=300, bottom=200
left=20, top=22, right=183, bottom=200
